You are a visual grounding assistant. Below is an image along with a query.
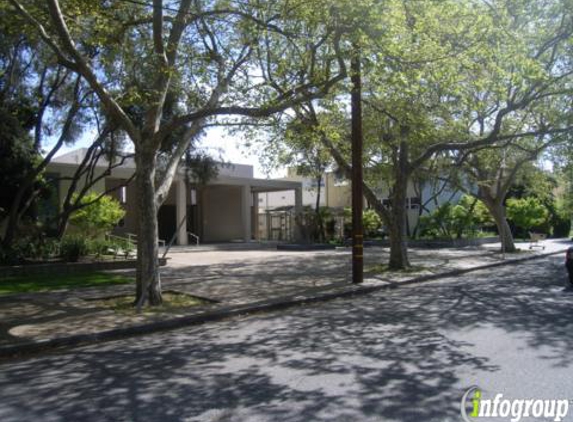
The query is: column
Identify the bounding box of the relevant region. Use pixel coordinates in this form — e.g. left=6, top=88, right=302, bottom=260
left=176, top=180, right=188, bottom=245
left=242, top=184, right=252, bottom=242
left=294, top=186, right=303, bottom=242
left=253, top=192, right=259, bottom=241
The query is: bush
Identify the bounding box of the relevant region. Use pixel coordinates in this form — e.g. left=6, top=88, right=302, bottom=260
left=363, top=209, right=382, bottom=237
left=60, top=236, right=90, bottom=262
left=506, top=197, right=548, bottom=238
left=69, top=193, right=125, bottom=238
left=343, top=207, right=383, bottom=239
left=88, top=237, right=135, bottom=258
left=418, top=196, right=492, bottom=240
left=550, top=211, right=571, bottom=238
left=88, top=238, right=112, bottom=256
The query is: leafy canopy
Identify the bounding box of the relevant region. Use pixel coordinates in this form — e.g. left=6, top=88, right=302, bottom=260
left=69, top=193, right=125, bottom=237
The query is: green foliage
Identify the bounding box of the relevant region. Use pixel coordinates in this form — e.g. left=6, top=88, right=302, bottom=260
left=363, top=209, right=382, bottom=237
left=0, top=106, right=41, bottom=220
left=550, top=212, right=571, bottom=238
left=506, top=197, right=549, bottom=236
left=0, top=235, right=60, bottom=265
left=343, top=207, right=384, bottom=238
left=60, top=235, right=90, bottom=262
left=87, top=237, right=135, bottom=259
left=0, top=272, right=132, bottom=296
left=549, top=198, right=571, bottom=238
left=300, top=206, right=334, bottom=243
left=69, top=193, right=125, bottom=237
left=183, top=152, right=220, bottom=186
left=418, top=196, right=492, bottom=240
left=0, top=234, right=136, bottom=265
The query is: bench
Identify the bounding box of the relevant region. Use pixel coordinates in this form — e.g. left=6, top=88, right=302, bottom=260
left=528, top=232, right=546, bottom=250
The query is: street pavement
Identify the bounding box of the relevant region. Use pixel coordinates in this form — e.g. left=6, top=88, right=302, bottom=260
left=0, top=254, right=572, bottom=422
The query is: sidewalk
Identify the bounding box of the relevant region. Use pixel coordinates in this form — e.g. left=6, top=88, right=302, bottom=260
left=0, top=238, right=569, bottom=357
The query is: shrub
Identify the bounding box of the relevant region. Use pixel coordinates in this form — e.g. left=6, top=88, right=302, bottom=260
left=363, top=209, right=382, bottom=237
left=552, top=216, right=571, bottom=238
left=60, top=236, right=90, bottom=262
left=69, top=193, right=125, bottom=238
left=87, top=237, right=135, bottom=258
left=343, top=207, right=383, bottom=239
left=418, top=196, right=492, bottom=240
left=506, top=197, right=548, bottom=238
left=88, top=238, right=112, bottom=256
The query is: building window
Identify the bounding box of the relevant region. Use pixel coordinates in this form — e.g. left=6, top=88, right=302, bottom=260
left=258, top=198, right=263, bottom=203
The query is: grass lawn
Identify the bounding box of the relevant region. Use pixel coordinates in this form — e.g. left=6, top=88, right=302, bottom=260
left=0, top=272, right=133, bottom=295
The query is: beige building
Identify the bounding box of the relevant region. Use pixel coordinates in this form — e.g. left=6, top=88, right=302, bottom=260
left=259, top=168, right=433, bottom=235
left=258, top=168, right=352, bottom=211
left=47, top=149, right=303, bottom=245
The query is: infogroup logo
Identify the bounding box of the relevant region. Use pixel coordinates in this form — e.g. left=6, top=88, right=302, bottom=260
left=461, top=386, right=570, bottom=422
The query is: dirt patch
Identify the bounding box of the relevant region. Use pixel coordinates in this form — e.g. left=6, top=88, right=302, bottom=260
left=89, top=290, right=216, bottom=315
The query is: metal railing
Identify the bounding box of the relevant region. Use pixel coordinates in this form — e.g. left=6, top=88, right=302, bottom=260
left=105, top=233, right=137, bottom=260
left=125, top=232, right=165, bottom=248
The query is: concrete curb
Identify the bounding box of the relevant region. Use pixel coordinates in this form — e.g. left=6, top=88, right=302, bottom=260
left=0, top=248, right=566, bottom=360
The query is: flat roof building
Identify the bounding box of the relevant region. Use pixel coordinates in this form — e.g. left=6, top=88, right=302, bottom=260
left=47, top=149, right=303, bottom=245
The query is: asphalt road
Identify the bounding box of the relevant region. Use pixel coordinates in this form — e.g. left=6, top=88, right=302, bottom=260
left=1, top=255, right=572, bottom=422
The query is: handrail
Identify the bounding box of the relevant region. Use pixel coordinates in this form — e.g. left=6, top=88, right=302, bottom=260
left=187, top=231, right=200, bottom=246
left=108, top=233, right=164, bottom=251
left=106, top=233, right=134, bottom=243
left=105, top=233, right=136, bottom=259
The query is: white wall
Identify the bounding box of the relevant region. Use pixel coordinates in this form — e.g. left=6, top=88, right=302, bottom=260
left=258, top=176, right=326, bottom=211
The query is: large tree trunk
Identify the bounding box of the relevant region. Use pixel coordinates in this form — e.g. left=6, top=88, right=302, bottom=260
left=315, top=175, right=323, bottom=242
left=2, top=187, right=28, bottom=248
left=483, top=199, right=516, bottom=253
left=135, top=149, right=162, bottom=307
left=388, top=182, right=410, bottom=269
left=2, top=176, right=41, bottom=248
left=388, top=142, right=410, bottom=269
left=317, top=131, right=410, bottom=266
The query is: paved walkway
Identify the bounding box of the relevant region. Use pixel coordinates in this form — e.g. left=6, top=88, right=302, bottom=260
left=0, top=239, right=569, bottom=352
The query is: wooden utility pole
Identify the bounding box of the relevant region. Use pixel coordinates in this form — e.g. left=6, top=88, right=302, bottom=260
left=351, top=49, right=364, bottom=284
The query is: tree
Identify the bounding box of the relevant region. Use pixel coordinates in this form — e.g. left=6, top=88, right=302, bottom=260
left=506, top=166, right=571, bottom=238
left=69, top=192, right=125, bottom=238
left=270, top=117, right=334, bottom=242
left=291, top=0, right=573, bottom=266
left=418, top=195, right=492, bottom=240
left=9, top=0, right=349, bottom=307
left=0, top=107, right=37, bottom=226
left=506, top=197, right=548, bottom=238
left=0, top=15, right=92, bottom=247
left=450, top=131, right=569, bottom=252
left=0, top=8, right=137, bottom=247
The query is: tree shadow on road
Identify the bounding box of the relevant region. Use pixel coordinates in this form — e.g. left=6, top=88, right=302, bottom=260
left=0, top=257, right=572, bottom=422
